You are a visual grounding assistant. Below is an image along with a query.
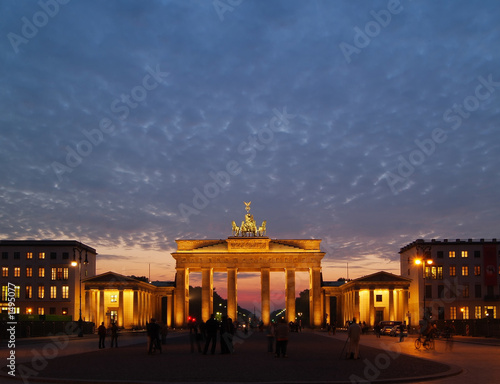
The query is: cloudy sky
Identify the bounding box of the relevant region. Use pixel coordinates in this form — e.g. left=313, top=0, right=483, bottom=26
left=1, top=0, right=499, bottom=308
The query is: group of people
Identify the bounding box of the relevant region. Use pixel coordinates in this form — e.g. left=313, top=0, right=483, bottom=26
left=266, top=318, right=290, bottom=357
left=188, top=314, right=236, bottom=355
left=97, top=321, right=119, bottom=349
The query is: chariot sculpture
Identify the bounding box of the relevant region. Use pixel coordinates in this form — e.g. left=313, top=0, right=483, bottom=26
left=231, top=202, right=267, bottom=237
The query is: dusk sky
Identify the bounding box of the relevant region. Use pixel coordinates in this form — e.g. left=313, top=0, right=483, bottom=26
left=1, top=1, right=499, bottom=309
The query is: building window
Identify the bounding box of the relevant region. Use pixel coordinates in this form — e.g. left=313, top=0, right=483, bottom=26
left=475, top=306, right=482, bottom=319
left=63, top=268, right=69, bottom=280
left=49, top=307, right=56, bottom=315
left=2, top=267, right=8, bottom=277
left=14, top=267, right=20, bottom=277
left=485, top=306, right=496, bottom=318
left=38, top=267, right=45, bottom=278
left=462, top=284, right=469, bottom=298
left=461, top=251, right=468, bottom=258
left=50, top=286, right=57, bottom=299
left=376, top=294, right=382, bottom=302
left=438, top=285, right=445, bottom=299
left=474, top=250, right=481, bottom=258
left=475, top=284, right=482, bottom=298
left=1, top=286, right=8, bottom=301
left=449, top=251, right=455, bottom=258
left=62, top=252, right=69, bottom=260
left=62, top=286, right=69, bottom=299
left=474, top=265, right=481, bottom=276
left=437, top=266, right=443, bottom=279
left=50, top=252, right=57, bottom=260
left=38, top=307, right=45, bottom=315
left=1, top=252, right=7, bottom=259
left=14, top=252, right=20, bottom=260
left=437, top=251, right=444, bottom=258
left=449, top=266, right=456, bottom=277
left=27, top=252, right=33, bottom=259
left=38, top=286, right=45, bottom=299
left=450, top=307, right=457, bottom=320
left=425, top=285, right=432, bottom=299
left=462, top=266, right=469, bottom=276
left=51, top=268, right=56, bottom=281
left=26, top=285, right=32, bottom=299
left=461, top=307, right=469, bottom=319
left=110, top=295, right=117, bottom=303
left=38, top=252, right=45, bottom=259
left=26, top=307, right=33, bottom=315
left=26, top=267, right=33, bottom=277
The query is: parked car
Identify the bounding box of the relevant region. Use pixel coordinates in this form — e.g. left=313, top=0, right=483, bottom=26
left=380, top=326, right=393, bottom=336
left=390, top=325, right=408, bottom=337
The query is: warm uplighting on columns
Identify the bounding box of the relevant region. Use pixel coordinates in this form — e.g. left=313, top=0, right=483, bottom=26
left=415, top=258, right=433, bottom=320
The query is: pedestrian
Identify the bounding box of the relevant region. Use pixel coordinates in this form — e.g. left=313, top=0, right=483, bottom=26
left=220, top=316, right=230, bottom=354
left=399, top=321, right=406, bottom=342
left=347, top=318, right=361, bottom=359
left=98, top=322, right=106, bottom=349
left=374, top=322, right=381, bottom=338
left=110, top=321, right=118, bottom=348
left=275, top=318, right=289, bottom=358
left=203, top=313, right=219, bottom=355
left=266, top=320, right=275, bottom=353
left=189, top=317, right=202, bottom=353
left=147, top=318, right=161, bottom=354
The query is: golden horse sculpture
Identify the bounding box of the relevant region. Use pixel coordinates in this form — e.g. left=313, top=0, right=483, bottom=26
left=258, top=220, right=266, bottom=236
left=240, top=213, right=257, bottom=236
left=231, top=221, right=240, bottom=236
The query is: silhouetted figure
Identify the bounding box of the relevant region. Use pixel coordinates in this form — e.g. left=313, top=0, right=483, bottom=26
left=267, top=321, right=275, bottom=352
left=220, top=316, right=234, bottom=354
left=189, top=318, right=202, bottom=353
left=110, top=322, right=118, bottom=347
left=147, top=318, right=161, bottom=354
left=275, top=318, right=289, bottom=358
left=347, top=318, right=361, bottom=359
left=399, top=321, right=406, bottom=342
left=98, top=322, right=106, bottom=349
left=203, top=314, right=219, bottom=355
left=374, top=322, right=381, bottom=338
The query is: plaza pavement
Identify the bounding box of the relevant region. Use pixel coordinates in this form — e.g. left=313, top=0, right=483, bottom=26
left=1, top=329, right=467, bottom=384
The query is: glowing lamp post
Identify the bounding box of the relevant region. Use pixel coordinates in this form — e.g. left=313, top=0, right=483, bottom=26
left=72, top=247, right=88, bottom=337
left=415, top=258, right=433, bottom=320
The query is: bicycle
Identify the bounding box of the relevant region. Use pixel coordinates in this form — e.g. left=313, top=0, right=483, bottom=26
left=414, top=335, right=434, bottom=350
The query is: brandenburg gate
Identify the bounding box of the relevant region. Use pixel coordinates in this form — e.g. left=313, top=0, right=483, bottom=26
left=171, top=202, right=325, bottom=327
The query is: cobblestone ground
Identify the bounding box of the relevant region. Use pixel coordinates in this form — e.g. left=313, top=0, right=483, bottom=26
left=6, top=330, right=454, bottom=383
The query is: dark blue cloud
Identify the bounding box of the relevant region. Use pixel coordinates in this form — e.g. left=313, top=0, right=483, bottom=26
left=1, top=0, right=499, bottom=280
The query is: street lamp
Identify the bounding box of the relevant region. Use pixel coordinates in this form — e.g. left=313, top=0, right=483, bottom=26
left=415, top=258, right=433, bottom=320
left=72, top=247, right=88, bottom=337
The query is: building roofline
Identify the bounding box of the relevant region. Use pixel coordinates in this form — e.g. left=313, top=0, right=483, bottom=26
left=0, top=240, right=97, bottom=254
left=399, top=238, right=499, bottom=253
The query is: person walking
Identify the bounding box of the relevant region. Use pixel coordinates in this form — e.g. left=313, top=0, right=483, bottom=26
left=110, top=321, right=119, bottom=348
left=399, top=321, right=406, bottom=342
left=266, top=320, right=276, bottom=353
left=189, top=318, right=202, bottom=353
left=347, top=318, right=361, bottom=359
left=275, top=318, right=289, bottom=358
left=203, top=314, right=219, bottom=355
left=147, top=318, right=161, bottom=354
left=98, top=322, right=106, bottom=349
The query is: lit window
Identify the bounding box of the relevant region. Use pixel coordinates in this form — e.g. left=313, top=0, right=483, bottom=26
left=57, top=268, right=63, bottom=280
left=449, top=251, right=455, bottom=258
left=484, top=306, right=496, bottom=318
left=2, top=267, right=7, bottom=277
left=63, top=268, right=69, bottom=280
left=450, top=307, right=457, bottom=320
left=62, top=286, right=69, bottom=299
left=26, top=267, right=33, bottom=277
left=26, top=285, right=32, bottom=299
left=38, top=286, right=45, bottom=299
left=474, top=265, right=481, bottom=276
left=461, top=251, right=468, bottom=258
left=14, top=267, right=20, bottom=277
left=437, top=266, right=443, bottom=279
left=475, top=306, right=482, bottom=319
left=51, top=268, right=56, bottom=280
left=449, top=266, right=456, bottom=277
left=1, top=286, right=7, bottom=301
left=38, top=307, right=44, bottom=315
left=461, top=307, right=469, bottom=319
left=110, top=295, right=117, bottom=303
left=38, top=267, right=45, bottom=278
left=462, top=266, right=469, bottom=276
left=39, top=252, right=45, bottom=259
left=14, top=286, right=19, bottom=299
left=27, top=252, right=33, bottom=259
left=26, top=307, right=33, bottom=315
left=50, top=286, right=57, bottom=299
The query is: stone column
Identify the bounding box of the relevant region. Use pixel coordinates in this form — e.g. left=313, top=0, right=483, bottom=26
left=261, top=268, right=270, bottom=326
left=84, top=289, right=90, bottom=322
left=285, top=268, right=296, bottom=324
left=354, top=289, right=360, bottom=322
left=133, top=290, right=139, bottom=326
left=118, top=289, right=124, bottom=328
left=175, top=268, right=189, bottom=327
left=389, top=287, right=395, bottom=321
left=402, top=288, right=409, bottom=323
left=201, top=268, right=213, bottom=322
left=167, top=292, right=173, bottom=328
left=324, top=293, right=331, bottom=325
left=309, top=267, right=322, bottom=327
left=227, top=268, right=237, bottom=321
left=369, top=288, right=375, bottom=326
left=99, top=289, right=105, bottom=325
